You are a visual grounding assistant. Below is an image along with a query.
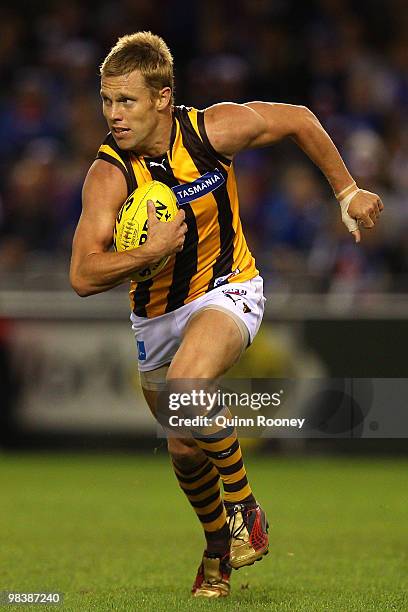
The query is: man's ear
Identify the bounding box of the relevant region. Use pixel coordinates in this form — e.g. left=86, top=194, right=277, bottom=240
left=156, top=87, right=172, bottom=110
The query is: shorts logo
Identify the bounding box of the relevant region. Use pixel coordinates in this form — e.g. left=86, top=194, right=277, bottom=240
left=137, top=340, right=147, bottom=361
left=223, top=288, right=247, bottom=297
left=172, top=169, right=225, bottom=206
left=223, top=292, right=252, bottom=313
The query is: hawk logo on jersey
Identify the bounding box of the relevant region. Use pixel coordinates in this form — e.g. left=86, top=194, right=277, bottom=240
left=172, top=169, right=225, bottom=206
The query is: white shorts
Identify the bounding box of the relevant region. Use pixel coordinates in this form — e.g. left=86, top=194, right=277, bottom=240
left=130, top=275, right=265, bottom=372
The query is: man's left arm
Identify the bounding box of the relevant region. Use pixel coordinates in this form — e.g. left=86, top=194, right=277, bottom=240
left=204, top=102, right=384, bottom=243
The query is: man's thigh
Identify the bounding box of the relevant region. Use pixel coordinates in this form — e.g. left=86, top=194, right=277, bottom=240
left=167, top=308, right=245, bottom=380
left=131, top=311, right=179, bottom=372
left=173, top=275, right=266, bottom=380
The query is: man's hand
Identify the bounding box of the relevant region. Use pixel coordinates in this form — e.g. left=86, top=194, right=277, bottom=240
left=144, top=200, right=187, bottom=260
left=71, top=161, right=188, bottom=297
left=342, top=189, right=384, bottom=243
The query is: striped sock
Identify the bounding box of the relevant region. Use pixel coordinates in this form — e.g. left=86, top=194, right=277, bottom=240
left=193, top=424, right=255, bottom=504
left=171, top=458, right=230, bottom=551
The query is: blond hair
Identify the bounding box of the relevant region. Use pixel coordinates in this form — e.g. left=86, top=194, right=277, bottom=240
left=100, top=31, right=174, bottom=102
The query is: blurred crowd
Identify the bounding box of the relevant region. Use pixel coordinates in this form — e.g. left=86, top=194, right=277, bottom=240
left=0, top=0, right=407, bottom=294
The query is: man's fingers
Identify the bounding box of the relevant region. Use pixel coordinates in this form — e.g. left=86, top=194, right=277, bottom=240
left=147, top=200, right=158, bottom=225
left=175, top=209, right=186, bottom=224
left=176, top=224, right=187, bottom=252
left=375, top=196, right=384, bottom=215
left=175, top=231, right=186, bottom=252
left=372, top=201, right=381, bottom=218
left=352, top=229, right=361, bottom=243
left=371, top=198, right=384, bottom=218
left=368, top=207, right=378, bottom=223
left=359, top=215, right=375, bottom=229
left=364, top=217, right=375, bottom=228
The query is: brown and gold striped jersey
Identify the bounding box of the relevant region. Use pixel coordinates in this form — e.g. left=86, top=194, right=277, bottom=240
left=96, top=105, right=258, bottom=318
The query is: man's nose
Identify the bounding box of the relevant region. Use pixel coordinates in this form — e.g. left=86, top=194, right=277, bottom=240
left=108, top=103, right=123, bottom=122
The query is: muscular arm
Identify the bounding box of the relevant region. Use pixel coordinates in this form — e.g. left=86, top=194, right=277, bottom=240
left=204, top=102, right=383, bottom=240
left=70, top=160, right=185, bottom=297
left=205, top=102, right=354, bottom=193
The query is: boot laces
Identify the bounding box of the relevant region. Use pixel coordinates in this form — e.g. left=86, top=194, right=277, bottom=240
left=229, top=504, right=249, bottom=542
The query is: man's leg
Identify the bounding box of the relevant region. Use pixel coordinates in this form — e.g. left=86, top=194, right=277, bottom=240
left=142, top=387, right=230, bottom=555
left=167, top=309, right=255, bottom=505
left=142, top=384, right=232, bottom=598
left=166, top=309, right=269, bottom=568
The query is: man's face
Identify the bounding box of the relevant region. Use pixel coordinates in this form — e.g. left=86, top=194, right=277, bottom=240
left=100, top=70, right=160, bottom=152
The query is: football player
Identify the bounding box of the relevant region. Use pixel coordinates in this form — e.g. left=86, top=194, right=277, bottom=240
left=70, top=31, right=383, bottom=598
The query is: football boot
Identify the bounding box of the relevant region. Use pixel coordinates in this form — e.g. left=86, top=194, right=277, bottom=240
left=227, top=503, right=269, bottom=569
left=192, top=551, right=231, bottom=598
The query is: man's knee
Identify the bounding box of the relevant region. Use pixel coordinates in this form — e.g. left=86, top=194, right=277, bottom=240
left=166, top=359, right=208, bottom=380
left=168, top=437, right=205, bottom=469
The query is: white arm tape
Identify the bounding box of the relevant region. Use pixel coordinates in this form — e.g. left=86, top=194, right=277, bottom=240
left=339, top=188, right=360, bottom=232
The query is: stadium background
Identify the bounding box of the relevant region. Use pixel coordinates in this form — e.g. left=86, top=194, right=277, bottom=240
left=0, top=1, right=407, bottom=609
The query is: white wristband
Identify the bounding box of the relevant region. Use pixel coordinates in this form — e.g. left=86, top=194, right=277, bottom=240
left=338, top=188, right=360, bottom=232
left=335, top=181, right=357, bottom=200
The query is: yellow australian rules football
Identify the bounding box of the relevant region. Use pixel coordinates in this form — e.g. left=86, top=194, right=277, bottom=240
left=113, top=180, right=179, bottom=282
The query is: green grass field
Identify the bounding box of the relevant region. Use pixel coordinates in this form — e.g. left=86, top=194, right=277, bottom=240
left=0, top=451, right=407, bottom=611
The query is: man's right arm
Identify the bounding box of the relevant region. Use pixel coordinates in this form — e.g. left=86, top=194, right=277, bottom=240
left=70, top=160, right=186, bottom=297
